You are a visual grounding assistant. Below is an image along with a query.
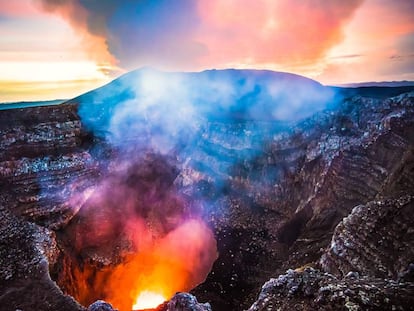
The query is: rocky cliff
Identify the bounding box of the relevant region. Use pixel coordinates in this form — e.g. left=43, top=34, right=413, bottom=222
left=0, top=69, right=413, bottom=311
left=191, top=91, right=414, bottom=310
left=0, top=104, right=94, bottom=310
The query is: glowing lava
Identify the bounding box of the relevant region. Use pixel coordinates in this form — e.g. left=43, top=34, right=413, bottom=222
left=100, top=219, right=217, bottom=311
left=132, top=290, right=166, bottom=310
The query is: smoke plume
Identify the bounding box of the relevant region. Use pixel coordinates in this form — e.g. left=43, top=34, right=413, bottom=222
left=59, top=68, right=336, bottom=310
left=65, top=153, right=217, bottom=310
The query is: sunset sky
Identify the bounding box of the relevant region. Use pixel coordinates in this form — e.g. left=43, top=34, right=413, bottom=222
left=0, top=0, right=413, bottom=102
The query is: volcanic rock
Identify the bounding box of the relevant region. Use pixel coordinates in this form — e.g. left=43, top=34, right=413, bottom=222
left=320, top=195, right=414, bottom=279
left=88, top=300, right=118, bottom=311
left=0, top=206, right=85, bottom=311
left=158, top=293, right=212, bottom=311
left=192, top=91, right=414, bottom=309
left=247, top=267, right=414, bottom=311
left=0, top=104, right=100, bottom=230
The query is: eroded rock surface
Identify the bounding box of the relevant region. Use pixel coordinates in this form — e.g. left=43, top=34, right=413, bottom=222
left=192, top=92, right=414, bottom=309
left=0, top=206, right=84, bottom=311
left=248, top=267, right=414, bottom=311
left=0, top=104, right=100, bottom=230
left=320, top=196, right=414, bottom=279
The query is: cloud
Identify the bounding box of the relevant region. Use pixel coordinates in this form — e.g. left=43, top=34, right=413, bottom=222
left=34, top=0, right=117, bottom=71
left=329, top=54, right=363, bottom=60
left=0, top=0, right=39, bottom=17
left=34, top=0, right=363, bottom=72
left=196, top=0, right=364, bottom=67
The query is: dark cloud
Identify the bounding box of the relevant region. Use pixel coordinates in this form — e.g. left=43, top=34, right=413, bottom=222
left=36, top=0, right=205, bottom=69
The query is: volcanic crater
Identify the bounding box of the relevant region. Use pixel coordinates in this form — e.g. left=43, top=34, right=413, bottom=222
left=1, top=69, right=414, bottom=311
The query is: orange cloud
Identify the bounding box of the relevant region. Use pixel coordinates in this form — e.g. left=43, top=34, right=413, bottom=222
left=4, top=0, right=414, bottom=87
left=316, top=0, right=414, bottom=84
left=196, top=0, right=364, bottom=67
left=33, top=0, right=363, bottom=72
left=34, top=0, right=118, bottom=72
left=0, top=0, right=38, bottom=16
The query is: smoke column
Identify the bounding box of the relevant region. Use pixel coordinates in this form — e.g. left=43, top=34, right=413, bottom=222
left=56, top=68, right=336, bottom=310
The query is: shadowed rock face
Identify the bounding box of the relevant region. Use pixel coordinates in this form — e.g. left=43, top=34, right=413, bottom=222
left=192, top=92, right=414, bottom=309
left=320, top=195, right=414, bottom=279
left=0, top=104, right=95, bottom=310
left=247, top=266, right=414, bottom=311
left=247, top=196, right=414, bottom=311
left=0, top=70, right=414, bottom=311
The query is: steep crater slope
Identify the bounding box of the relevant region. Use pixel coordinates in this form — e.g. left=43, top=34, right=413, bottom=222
left=191, top=92, right=414, bottom=309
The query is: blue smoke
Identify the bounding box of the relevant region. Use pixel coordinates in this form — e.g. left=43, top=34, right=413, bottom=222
left=77, top=68, right=336, bottom=178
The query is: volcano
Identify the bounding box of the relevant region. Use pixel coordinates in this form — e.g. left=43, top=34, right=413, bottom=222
left=1, top=69, right=414, bottom=311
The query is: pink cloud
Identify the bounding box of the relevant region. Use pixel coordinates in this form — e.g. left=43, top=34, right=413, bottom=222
left=195, top=0, right=364, bottom=67
left=16, top=0, right=414, bottom=82
left=33, top=0, right=363, bottom=71
left=0, top=0, right=39, bottom=16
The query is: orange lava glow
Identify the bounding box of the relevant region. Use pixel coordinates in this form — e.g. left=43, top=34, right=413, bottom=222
left=102, top=219, right=217, bottom=311
left=132, top=291, right=166, bottom=310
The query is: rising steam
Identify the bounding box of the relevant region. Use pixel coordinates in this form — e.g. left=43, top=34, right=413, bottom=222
left=78, top=68, right=335, bottom=151
left=57, top=68, right=335, bottom=310
left=65, top=154, right=217, bottom=310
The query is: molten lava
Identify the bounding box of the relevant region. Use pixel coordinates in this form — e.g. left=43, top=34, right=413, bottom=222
left=62, top=157, right=218, bottom=311
left=105, top=219, right=217, bottom=311
left=132, top=291, right=166, bottom=310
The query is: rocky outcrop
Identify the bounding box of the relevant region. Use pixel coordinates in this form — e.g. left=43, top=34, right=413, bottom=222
left=320, top=196, right=414, bottom=279
left=192, top=92, right=414, bottom=309
left=247, top=267, right=414, bottom=311
left=158, top=293, right=212, bottom=311
left=88, top=300, right=117, bottom=311
left=247, top=194, right=414, bottom=310
left=0, top=104, right=100, bottom=230
left=0, top=206, right=85, bottom=311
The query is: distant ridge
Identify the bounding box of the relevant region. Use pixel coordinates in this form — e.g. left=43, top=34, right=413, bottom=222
left=334, top=81, right=414, bottom=88
left=67, top=67, right=325, bottom=105
left=66, top=67, right=334, bottom=124
left=0, top=99, right=66, bottom=110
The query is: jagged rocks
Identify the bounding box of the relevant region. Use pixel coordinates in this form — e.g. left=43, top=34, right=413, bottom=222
left=85, top=293, right=211, bottom=311
left=247, top=268, right=414, bottom=311
left=88, top=300, right=118, bottom=311
left=0, top=207, right=85, bottom=311
left=0, top=104, right=100, bottom=230
left=320, top=196, right=414, bottom=279
left=158, top=293, right=212, bottom=311
left=247, top=195, right=414, bottom=311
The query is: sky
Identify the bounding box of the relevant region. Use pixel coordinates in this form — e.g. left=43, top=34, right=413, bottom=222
left=0, top=0, right=413, bottom=102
